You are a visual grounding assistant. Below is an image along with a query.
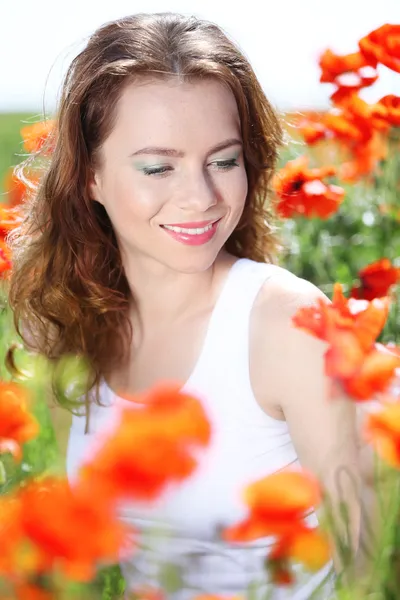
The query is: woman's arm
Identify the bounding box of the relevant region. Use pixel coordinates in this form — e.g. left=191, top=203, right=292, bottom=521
left=252, top=277, right=362, bottom=573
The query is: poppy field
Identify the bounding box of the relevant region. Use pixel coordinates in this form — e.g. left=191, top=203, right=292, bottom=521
left=0, top=22, right=399, bottom=600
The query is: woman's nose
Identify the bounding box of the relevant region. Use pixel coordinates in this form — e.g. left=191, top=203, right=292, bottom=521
left=176, top=170, right=218, bottom=211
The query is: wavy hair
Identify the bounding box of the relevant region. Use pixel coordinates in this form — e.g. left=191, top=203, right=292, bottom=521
left=8, top=12, right=284, bottom=415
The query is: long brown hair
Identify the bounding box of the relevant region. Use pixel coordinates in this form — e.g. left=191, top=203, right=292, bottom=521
left=8, top=12, right=284, bottom=411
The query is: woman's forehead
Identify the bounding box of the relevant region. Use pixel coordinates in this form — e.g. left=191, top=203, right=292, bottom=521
left=108, top=78, right=242, bottom=147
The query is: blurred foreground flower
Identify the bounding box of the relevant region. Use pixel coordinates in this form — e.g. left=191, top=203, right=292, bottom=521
left=0, top=382, right=39, bottom=462
left=0, top=205, right=23, bottom=239
left=0, top=204, right=25, bottom=278
left=272, top=155, right=344, bottom=218
left=292, top=284, right=400, bottom=400
left=364, top=396, right=400, bottom=468
left=359, top=24, right=400, bottom=73
left=0, top=476, right=130, bottom=585
left=3, top=168, right=40, bottom=207
left=223, top=470, right=331, bottom=584
left=13, top=583, right=56, bottom=600
left=351, top=258, right=400, bottom=300
left=378, top=95, right=400, bottom=126
left=20, top=120, right=55, bottom=155
left=78, top=382, right=211, bottom=502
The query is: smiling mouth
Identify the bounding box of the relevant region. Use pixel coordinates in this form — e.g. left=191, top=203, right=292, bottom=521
left=160, top=218, right=221, bottom=235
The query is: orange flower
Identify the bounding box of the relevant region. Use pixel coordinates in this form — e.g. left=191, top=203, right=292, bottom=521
left=19, top=476, right=129, bottom=582
left=323, top=111, right=367, bottom=143
left=272, top=156, right=344, bottom=219
left=293, top=285, right=400, bottom=400
left=0, top=205, right=24, bottom=238
left=364, top=397, right=400, bottom=468
left=327, top=341, right=400, bottom=400
left=266, top=551, right=294, bottom=586
left=0, top=382, right=39, bottom=461
left=351, top=258, right=400, bottom=300
left=359, top=24, right=400, bottom=73
left=333, top=93, right=389, bottom=132
left=319, top=49, right=378, bottom=102
left=377, top=95, right=400, bottom=127
left=297, top=118, right=327, bottom=144
left=304, top=93, right=390, bottom=182
left=0, top=247, right=12, bottom=277
left=79, top=383, right=211, bottom=502
left=223, top=471, right=322, bottom=541
left=0, top=494, right=26, bottom=576
left=293, top=283, right=389, bottom=353
left=20, top=120, right=55, bottom=154
left=14, top=583, right=56, bottom=600
left=339, top=132, right=388, bottom=182
left=324, top=93, right=389, bottom=147
left=223, top=471, right=330, bottom=582
left=266, top=525, right=331, bottom=585
left=3, top=168, right=40, bottom=207
left=319, top=49, right=376, bottom=83
left=289, top=526, right=331, bottom=571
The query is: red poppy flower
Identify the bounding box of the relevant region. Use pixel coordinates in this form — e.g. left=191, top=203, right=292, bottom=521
left=0, top=382, right=39, bottom=461
left=297, top=118, right=328, bottom=144
left=273, top=156, right=344, bottom=219
left=79, top=383, right=211, bottom=502
left=0, top=247, right=12, bottom=277
left=3, top=168, right=40, bottom=207
left=223, top=471, right=322, bottom=541
left=19, top=476, right=130, bottom=582
left=377, top=95, right=400, bottom=127
left=319, top=49, right=376, bottom=83
left=14, top=583, right=56, bottom=600
left=20, top=120, right=55, bottom=155
left=339, top=132, right=388, bottom=182
left=223, top=471, right=330, bottom=582
left=359, top=24, right=400, bottom=73
left=364, top=397, right=400, bottom=468
left=293, top=285, right=399, bottom=400
left=351, top=259, right=400, bottom=300
left=319, top=49, right=378, bottom=102
left=0, top=205, right=24, bottom=238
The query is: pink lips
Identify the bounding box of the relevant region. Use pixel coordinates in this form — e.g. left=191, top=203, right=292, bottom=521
left=161, top=219, right=220, bottom=246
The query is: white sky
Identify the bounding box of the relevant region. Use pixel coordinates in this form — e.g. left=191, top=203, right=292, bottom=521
left=1, top=0, right=399, bottom=113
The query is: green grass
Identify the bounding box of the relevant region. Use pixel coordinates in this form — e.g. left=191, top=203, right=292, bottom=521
left=0, top=113, right=37, bottom=196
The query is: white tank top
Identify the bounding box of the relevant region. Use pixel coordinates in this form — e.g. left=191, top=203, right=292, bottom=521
left=66, top=258, right=335, bottom=599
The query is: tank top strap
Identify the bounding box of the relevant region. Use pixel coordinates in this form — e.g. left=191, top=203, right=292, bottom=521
left=188, top=258, right=279, bottom=388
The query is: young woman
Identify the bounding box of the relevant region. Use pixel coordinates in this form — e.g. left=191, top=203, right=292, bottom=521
left=9, top=12, right=363, bottom=599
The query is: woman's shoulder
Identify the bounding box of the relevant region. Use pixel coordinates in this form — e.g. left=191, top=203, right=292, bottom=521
left=249, top=265, right=331, bottom=415
left=253, top=262, right=327, bottom=322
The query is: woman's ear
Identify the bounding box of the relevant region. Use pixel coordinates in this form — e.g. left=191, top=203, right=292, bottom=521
left=88, top=171, right=104, bottom=205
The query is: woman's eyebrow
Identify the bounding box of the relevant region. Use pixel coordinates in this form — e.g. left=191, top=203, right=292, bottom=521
left=130, top=138, right=243, bottom=158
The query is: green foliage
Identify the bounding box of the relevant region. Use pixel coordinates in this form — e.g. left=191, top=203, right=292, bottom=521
left=0, top=113, right=34, bottom=196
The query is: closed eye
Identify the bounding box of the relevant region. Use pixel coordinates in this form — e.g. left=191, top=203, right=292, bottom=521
left=142, top=165, right=173, bottom=176
left=210, top=159, right=240, bottom=171
left=142, top=158, right=240, bottom=177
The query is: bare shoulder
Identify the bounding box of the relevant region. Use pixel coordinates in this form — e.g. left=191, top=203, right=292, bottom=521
left=249, top=265, right=329, bottom=415
left=254, top=264, right=328, bottom=318
left=251, top=265, right=328, bottom=363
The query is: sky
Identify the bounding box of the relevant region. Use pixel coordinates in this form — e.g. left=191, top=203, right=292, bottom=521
left=1, top=0, right=399, bottom=113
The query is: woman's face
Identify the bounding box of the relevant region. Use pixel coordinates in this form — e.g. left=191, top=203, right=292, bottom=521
left=89, top=77, right=248, bottom=273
